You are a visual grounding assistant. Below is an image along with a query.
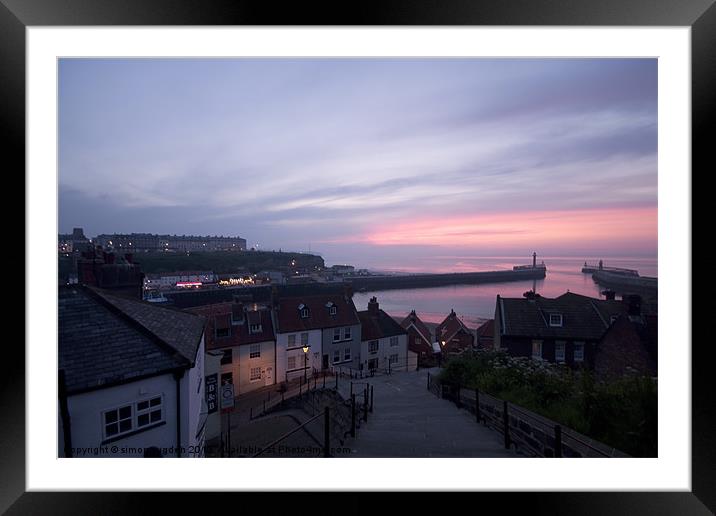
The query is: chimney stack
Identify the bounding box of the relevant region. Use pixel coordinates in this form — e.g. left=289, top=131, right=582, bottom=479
left=368, top=296, right=379, bottom=315
left=624, top=294, right=642, bottom=316
left=602, top=289, right=616, bottom=301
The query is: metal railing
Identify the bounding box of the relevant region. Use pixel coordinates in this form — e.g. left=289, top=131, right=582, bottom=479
left=251, top=408, right=332, bottom=457
left=426, top=374, right=630, bottom=458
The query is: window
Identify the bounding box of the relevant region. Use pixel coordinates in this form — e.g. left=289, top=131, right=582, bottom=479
left=343, top=327, right=351, bottom=340
left=249, top=344, right=261, bottom=359
left=555, top=341, right=566, bottom=362
left=288, top=334, right=296, bottom=347
left=299, top=304, right=310, bottom=318
left=531, top=340, right=543, bottom=359
left=549, top=313, right=563, bottom=327
left=574, top=341, right=585, bottom=362
left=215, top=326, right=230, bottom=338
left=369, top=340, right=379, bottom=353
left=221, top=372, right=233, bottom=385
left=301, top=333, right=309, bottom=346
left=333, top=328, right=341, bottom=342
left=136, top=396, right=162, bottom=428
left=329, top=306, right=337, bottom=315
left=287, top=356, right=297, bottom=370
left=344, top=348, right=351, bottom=361
left=103, top=404, right=132, bottom=438
left=389, top=354, right=398, bottom=364
left=220, top=349, right=232, bottom=365
left=250, top=367, right=262, bottom=381
left=249, top=323, right=262, bottom=334
left=333, top=349, right=341, bottom=363
left=103, top=396, right=163, bottom=440
left=390, top=336, right=398, bottom=347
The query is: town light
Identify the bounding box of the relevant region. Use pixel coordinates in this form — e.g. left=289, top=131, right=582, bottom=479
left=302, top=345, right=309, bottom=381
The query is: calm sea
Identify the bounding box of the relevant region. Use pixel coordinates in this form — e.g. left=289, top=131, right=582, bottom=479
left=352, top=256, right=658, bottom=327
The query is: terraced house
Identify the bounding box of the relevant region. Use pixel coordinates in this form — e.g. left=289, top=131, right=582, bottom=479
left=358, top=297, right=411, bottom=372
left=58, top=285, right=206, bottom=457
left=494, top=291, right=651, bottom=371
left=188, top=299, right=276, bottom=394
left=272, top=288, right=362, bottom=381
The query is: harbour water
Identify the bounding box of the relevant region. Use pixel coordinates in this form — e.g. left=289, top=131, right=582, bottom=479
left=353, top=256, right=657, bottom=327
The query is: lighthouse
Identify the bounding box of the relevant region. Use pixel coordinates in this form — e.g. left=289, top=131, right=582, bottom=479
left=533, top=252, right=537, bottom=268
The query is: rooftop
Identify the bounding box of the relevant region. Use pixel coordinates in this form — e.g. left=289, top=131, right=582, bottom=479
left=498, top=291, right=628, bottom=340
left=58, top=286, right=205, bottom=394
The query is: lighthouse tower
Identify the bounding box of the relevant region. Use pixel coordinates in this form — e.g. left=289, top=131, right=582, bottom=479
left=533, top=252, right=537, bottom=268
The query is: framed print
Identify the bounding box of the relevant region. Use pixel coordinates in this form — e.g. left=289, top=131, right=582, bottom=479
left=4, top=0, right=711, bottom=513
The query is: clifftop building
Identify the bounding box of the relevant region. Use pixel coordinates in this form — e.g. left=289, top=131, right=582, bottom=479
left=94, top=233, right=247, bottom=252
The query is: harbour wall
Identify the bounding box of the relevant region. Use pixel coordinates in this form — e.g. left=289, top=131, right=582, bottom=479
left=346, top=268, right=546, bottom=292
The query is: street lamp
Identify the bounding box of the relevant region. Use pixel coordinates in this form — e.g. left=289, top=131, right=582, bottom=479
left=302, top=345, right=310, bottom=381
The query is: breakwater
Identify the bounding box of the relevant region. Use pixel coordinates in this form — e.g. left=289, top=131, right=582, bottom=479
left=346, top=268, right=546, bottom=292
left=592, top=270, right=657, bottom=292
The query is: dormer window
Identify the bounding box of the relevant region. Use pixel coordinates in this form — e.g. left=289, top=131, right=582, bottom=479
left=326, top=301, right=337, bottom=315
left=549, top=313, right=563, bottom=327
left=249, top=323, right=262, bottom=334
left=298, top=303, right=309, bottom=319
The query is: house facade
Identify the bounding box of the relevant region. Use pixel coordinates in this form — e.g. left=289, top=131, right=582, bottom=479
left=475, top=319, right=495, bottom=350
left=272, top=289, right=362, bottom=381
left=435, top=309, right=475, bottom=355
left=58, top=285, right=206, bottom=458
left=188, top=300, right=277, bottom=395
left=494, top=291, right=631, bottom=369
left=400, top=310, right=434, bottom=363
left=357, top=297, right=411, bottom=372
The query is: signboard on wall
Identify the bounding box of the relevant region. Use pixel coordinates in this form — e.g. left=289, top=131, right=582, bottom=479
left=205, top=374, right=218, bottom=414
left=220, top=382, right=235, bottom=412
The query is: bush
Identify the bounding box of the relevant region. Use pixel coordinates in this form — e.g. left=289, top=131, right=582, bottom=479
left=437, top=352, right=657, bottom=457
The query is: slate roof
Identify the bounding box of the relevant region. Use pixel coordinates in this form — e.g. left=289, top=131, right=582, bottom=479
left=95, top=288, right=205, bottom=363
left=274, top=294, right=360, bottom=333
left=58, top=286, right=205, bottom=394
left=357, top=309, right=408, bottom=341
left=498, top=291, right=628, bottom=340
left=188, top=302, right=275, bottom=351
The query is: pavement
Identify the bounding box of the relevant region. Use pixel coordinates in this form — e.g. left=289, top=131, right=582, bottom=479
left=218, top=367, right=518, bottom=458
left=334, top=368, right=519, bottom=458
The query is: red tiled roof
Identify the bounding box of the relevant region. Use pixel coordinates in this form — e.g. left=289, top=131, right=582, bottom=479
left=436, top=311, right=471, bottom=343
left=274, top=294, right=359, bottom=333
left=400, top=311, right=432, bottom=344
left=188, top=302, right=275, bottom=351
left=475, top=319, right=495, bottom=339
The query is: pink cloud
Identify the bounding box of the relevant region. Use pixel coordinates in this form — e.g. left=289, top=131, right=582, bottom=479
left=329, top=207, right=657, bottom=250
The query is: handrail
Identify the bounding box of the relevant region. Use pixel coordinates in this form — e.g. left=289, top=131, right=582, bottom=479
left=251, top=410, right=325, bottom=457
left=430, top=376, right=629, bottom=458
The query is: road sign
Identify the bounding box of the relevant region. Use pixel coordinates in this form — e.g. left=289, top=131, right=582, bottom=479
left=220, top=382, right=235, bottom=411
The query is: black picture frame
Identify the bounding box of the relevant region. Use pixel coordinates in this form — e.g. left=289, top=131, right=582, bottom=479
left=4, top=0, right=711, bottom=513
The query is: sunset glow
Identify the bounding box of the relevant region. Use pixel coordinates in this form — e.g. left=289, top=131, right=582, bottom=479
left=357, top=207, right=657, bottom=249
left=59, top=58, right=657, bottom=268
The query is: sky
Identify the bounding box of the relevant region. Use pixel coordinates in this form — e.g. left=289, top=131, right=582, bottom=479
left=59, top=58, right=658, bottom=270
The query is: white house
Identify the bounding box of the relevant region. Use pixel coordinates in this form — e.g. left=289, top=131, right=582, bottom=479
left=272, top=289, right=362, bottom=382
left=357, top=297, right=410, bottom=372
left=58, top=285, right=207, bottom=458
left=188, top=300, right=277, bottom=395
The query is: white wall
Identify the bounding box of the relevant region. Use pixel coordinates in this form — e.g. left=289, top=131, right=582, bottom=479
left=275, top=329, right=322, bottom=383
left=63, top=373, right=178, bottom=458
left=180, top=335, right=205, bottom=457
left=360, top=334, right=409, bottom=372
